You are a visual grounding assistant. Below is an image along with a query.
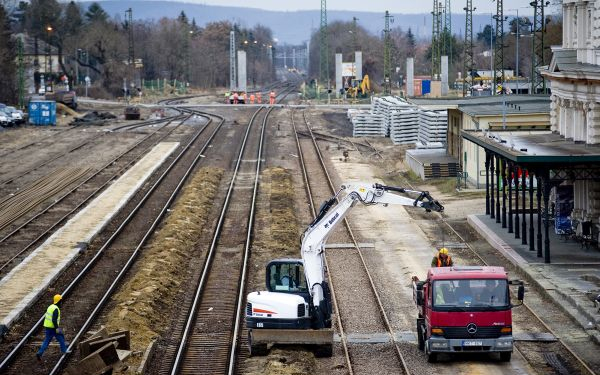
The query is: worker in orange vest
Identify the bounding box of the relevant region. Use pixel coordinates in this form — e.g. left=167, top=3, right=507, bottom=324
left=269, top=91, right=276, bottom=105
left=250, top=93, right=255, bottom=104
left=232, top=92, right=239, bottom=104
left=256, top=92, right=262, bottom=104
left=431, top=248, right=453, bottom=267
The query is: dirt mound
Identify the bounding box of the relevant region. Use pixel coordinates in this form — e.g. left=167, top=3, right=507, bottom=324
left=98, top=167, right=223, bottom=372
left=244, top=167, right=317, bottom=374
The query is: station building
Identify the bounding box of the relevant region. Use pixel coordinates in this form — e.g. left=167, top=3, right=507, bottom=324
left=460, top=0, right=600, bottom=263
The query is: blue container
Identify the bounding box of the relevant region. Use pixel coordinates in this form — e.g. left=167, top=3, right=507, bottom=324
left=422, top=80, right=431, bottom=95
left=28, top=100, right=57, bottom=126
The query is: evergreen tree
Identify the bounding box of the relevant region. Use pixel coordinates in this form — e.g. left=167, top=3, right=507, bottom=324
left=0, top=5, right=16, bottom=104
left=407, top=27, right=416, bottom=57
left=63, top=1, right=82, bottom=35
left=177, top=10, right=188, bottom=25
left=85, top=2, right=108, bottom=23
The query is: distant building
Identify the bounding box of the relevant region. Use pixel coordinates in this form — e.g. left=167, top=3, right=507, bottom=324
left=15, top=33, right=60, bottom=94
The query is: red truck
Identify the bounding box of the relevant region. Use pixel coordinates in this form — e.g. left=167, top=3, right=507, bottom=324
left=413, top=266, right=524, bottom=362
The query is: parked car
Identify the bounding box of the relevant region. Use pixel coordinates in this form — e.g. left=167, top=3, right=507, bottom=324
left=5, top=106, right=24, bottom=124
left=0, top=110, right=10, bottom=126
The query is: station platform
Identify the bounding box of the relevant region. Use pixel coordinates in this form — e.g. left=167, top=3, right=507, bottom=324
left=468, top=214, right=600, bottom=344
left=0, top=142, right=179, bottom=331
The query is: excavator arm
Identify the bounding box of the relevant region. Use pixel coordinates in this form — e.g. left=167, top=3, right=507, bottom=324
left=302, top=182, right=443, bottom=327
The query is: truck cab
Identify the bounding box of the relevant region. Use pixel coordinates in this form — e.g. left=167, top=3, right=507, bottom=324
left=413, top=266, right=524, bottom=362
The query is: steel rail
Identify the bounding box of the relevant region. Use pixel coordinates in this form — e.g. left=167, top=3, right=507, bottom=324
left=0, top=125, right=82, bottom=160
left=227, top=107, right=273, bottom=375
left=0, top=110, right=221, bottom=372
left=299, top=110, right=412, bottom=375
left=47, top=110, right=224, bottom=375
left=0, top=115, right=189, bottom=275
left=169, top=106, right=266, bottom=375
left=0, top=113, right=185, bottom=186
left=291, top=109, right=354, bottom=375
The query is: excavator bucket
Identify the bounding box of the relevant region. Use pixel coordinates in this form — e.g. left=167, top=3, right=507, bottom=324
left=248, top=328, right=333, bottom=357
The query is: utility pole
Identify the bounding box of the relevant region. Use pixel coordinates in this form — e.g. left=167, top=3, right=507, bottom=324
left=352, top=16, right=359, bottom=53
left=320, top=0, right=329, bottom=88
left=230, top=29, right=236, bottom=91
left=463, top=0, right=474, bottom=97
left=431, top=0, right=442, bottom=80
left=493, top=0, right=505, bottom=95
left=443, top=0, right=451, bottom=60
left=125, top=8, right=135, bottom=93
left=17, top=36, right=24, bottom=109
left=384, top=11, right=393, bottom=95
left=531, top=0, right=548, bottom=94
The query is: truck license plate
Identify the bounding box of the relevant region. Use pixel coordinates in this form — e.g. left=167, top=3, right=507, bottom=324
left=462, top=340, right=483, bottom=346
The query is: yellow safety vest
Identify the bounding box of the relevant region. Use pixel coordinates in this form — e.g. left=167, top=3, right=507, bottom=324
left=43, top=304, right=60, bottom=329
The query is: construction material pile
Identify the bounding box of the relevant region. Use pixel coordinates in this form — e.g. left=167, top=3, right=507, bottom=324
left=347, top=96, right=448, bottom=147
left=347, top=108, right=385, bottom=137
left=70, top=111, right=117, bottom=126
left=389, top=108, right=420, bottom=145
left=418, top=110, right=448, bottom=144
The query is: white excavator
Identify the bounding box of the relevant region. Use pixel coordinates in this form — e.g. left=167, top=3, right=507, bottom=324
left=245, top=182, right=444, bottom=356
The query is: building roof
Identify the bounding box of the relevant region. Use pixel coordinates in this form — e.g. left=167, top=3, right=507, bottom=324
left=462, top=130, right=600, bottom=164
left=544, top=48, right=600, bottom=78
left=14, top=33, right=58, bottom=56
left=410, top=95, right=551, bottom=117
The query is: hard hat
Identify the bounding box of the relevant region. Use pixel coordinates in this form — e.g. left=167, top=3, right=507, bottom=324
left=438, top=248, right=449, bottom=255
left=53, top=294, right=62, bottom=304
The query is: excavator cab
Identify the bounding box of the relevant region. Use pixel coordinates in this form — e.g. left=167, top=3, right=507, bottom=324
left=266, top=259, right=309, bottom=297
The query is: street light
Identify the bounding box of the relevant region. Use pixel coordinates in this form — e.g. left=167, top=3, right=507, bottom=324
left=46, top=25, right=53, bottom=75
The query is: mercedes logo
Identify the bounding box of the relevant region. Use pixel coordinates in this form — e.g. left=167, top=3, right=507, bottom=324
left=467, top=323, right=478, bottom=335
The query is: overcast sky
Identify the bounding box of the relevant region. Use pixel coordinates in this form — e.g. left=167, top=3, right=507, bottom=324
left=171, top=0, right=541, bottom=15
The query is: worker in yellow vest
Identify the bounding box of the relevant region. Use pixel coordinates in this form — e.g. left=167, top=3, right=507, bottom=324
left=36, top=294, right=69, bottom=360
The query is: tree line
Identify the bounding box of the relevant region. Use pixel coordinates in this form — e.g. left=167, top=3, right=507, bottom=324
left=0, top=1, right=276, bottom=101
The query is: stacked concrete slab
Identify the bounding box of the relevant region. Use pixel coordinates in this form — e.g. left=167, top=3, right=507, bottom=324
left=347, top=109, right=386, bottom=137
left=347, top=96, right=448, bottom=146
left=418, top=110, right=448, bottom=145
left=389, top=109, right=420, bottom=145
left=373, top=96, right=414, bottom=136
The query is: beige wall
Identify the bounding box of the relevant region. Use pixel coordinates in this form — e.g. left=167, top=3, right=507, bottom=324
left=461, top=112, right=550, bottom=187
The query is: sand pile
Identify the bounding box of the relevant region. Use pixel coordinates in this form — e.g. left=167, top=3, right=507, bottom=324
left=98, top=167, right=223, bottom=372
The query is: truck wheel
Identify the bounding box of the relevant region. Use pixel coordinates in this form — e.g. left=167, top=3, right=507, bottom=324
left=500, top=352, right=512, bottom=362
left=427, top=352, right=437, bottom=363
left=417, top=322, right=425, bottom=351
left=314, top=344, right=333, bottom=358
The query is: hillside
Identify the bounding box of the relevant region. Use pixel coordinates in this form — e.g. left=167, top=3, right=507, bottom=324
left=83, top=1, right=496, bottom=45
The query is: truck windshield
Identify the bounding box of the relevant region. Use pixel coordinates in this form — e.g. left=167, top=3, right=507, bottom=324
left=433, top=279, right=508, bottom=310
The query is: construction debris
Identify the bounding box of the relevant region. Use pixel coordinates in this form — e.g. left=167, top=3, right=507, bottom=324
left=96, top=167, right=223, bottom=373
left=70, top=111, right=117, bottom=126
left=64, top=328, right=131, bottom=375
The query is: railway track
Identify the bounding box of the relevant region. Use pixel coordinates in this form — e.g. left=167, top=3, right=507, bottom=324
left=0, top=125, right=82, bottom=159
left=0, top=113, right=184, bottom=189
left=163, top=106, right=270, bottom=375
left=0, top=109, right=224, bottom=374
left=0, top=115, right=190, bottom=279
left=291, top=109, right=411, bottom=375
left=159, top=85, right=296, bottom=375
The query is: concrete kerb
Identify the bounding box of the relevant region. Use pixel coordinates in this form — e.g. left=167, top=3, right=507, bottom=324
left=467, top=214, right=600, bottom=346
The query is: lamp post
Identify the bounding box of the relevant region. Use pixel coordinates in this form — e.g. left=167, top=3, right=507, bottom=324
left=46, top=25, right=53, bottom=75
